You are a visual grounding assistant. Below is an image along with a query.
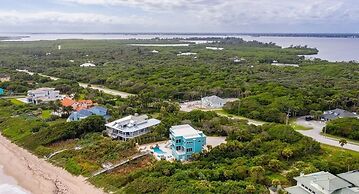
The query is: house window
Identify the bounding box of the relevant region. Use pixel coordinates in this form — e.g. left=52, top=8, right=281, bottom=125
left=176, top=146, right=181, bottom=151
left=176, top=139, right=182, bottom=143
left=186, top=148, right=193, bottom=152
left=187, top=141, right=193, bottom=144
left=198, top=140, right=201, bottom=142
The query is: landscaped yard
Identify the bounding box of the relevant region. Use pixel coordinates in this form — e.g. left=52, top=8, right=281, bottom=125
left=41, top=110, right=52, bottom=119
left=10, top=98, right=24, bottom=105
left=321, top=133, right=359, bottom=146
left=290, top=122, right=312, bottom=131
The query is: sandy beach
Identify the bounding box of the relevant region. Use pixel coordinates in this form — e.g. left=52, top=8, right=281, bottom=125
left=0, top=134, right=105, bottom=194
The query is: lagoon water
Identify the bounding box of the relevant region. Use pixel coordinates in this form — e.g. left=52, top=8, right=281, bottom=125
left=240, top=36, right=359, bottom=62
left=1, top=33, right=359, bottom=61
left=0, top=166, right=31, bottom=194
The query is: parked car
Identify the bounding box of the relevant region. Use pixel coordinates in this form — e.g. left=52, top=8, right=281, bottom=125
left=305, top=116, right=314, bottom=121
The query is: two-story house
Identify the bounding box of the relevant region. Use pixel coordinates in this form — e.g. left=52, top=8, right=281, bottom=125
left=106, top=114, right=161, bottom=141
left=170, top=124, right=206, bottom=161
left=27, top=88, right=63, bottom=104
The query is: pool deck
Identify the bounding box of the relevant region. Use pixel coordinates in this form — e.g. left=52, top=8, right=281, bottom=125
left=139, top=141, right=174, bottom=161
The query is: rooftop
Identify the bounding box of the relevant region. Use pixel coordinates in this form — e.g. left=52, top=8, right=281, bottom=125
left=170, top=124, right=204, bottom=139
left=338, top=170, right=359, bottom=187
left=61, top=97, right=76, bottom=107
left=106, top=114, right=161, bottom=133
left=322, top=108, right=357, bottom=119
left=28, top=87, right=57, bottom=93
left=294, top=171, right=352, bottom=193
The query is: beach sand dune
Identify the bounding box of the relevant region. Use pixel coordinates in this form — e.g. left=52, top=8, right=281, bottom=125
left=0, top=134, right=105, bottom=194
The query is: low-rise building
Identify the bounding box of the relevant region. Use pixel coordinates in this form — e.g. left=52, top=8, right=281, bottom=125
left=61, top=97, right=93, bottom=111
left=170, top=124, right=206, bottom=161
left=80, top=63, right=96, bottom=67
left=206, top=47, right=224, bottom=51
left=286, top=170, right=359, bottom=194
left=0, top=74, right=10, bottom=82
left=177, top=52, right=197, bottom=56
left=27, top=88, right=63, bottom=104
left=67, top=106, right=109, bottom=122
left=321, top=108, right=358, bottom=121
left=0, top=88, right=4, bottom=95
left=201, top=95, right=226, bottom=108
left=106, top=114, right=161, bottom=141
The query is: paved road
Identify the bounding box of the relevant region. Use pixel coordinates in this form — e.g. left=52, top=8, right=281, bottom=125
left=296, top=117, right=359, bottom=152
left=16, top=69, right=133, bottom=98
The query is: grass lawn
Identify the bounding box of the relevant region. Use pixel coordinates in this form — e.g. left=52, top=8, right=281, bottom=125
left=321, top=144, right=359, bottom=157
left=290, top=123, right=312, bottom=131
left=41, top=110, right=52, bottom=119
left=10, top=99, right=24, bottom=105
left=321, top=133, right=359, bottom=146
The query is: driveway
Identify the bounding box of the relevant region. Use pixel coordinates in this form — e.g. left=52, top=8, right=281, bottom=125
left=206, top=136, right=227, bottom=147
left=295, top=116, right=359, bottom=152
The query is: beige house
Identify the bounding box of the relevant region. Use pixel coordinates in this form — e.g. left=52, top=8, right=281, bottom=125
left=0, top=74, right=10, bottom=82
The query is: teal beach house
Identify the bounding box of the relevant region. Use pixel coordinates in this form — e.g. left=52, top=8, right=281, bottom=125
left=170, top=124, right=206, bottom=161
left=0, top=88, right=4, bottom=95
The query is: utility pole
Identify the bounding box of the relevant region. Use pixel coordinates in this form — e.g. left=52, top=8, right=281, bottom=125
left=238, top=100, right=241, bottom=115
left=286, top=108, right=291, bottom=125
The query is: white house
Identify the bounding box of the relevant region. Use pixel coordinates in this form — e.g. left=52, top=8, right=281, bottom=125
left=27, top=88, right=63, bottom=104
left=80, top=63, right=96, bottom=67
left=206, top=47, right=224, bottom=51
left=106, top=114, right=161, bottom=141
left=286, top=171, right=359, bottom=194
left=151, top=50, right=159, bottom=53
left=177, top=52, right=197, bottom=56
left=0, top=74, right=10, bottom=82
left=201, top=95, right=226, bottom=108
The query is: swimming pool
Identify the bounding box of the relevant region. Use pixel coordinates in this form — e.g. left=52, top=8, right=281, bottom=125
left=152, top=147, right=166, bottom=155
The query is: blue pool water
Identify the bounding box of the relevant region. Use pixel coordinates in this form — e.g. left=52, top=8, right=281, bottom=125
left=152, top=147, right=166, bottom=155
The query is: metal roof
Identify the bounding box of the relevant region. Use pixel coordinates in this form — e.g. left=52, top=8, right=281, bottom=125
left=338, top=170, right=359, bottom=187
left=106, top=115, right=161, bottom=133
left=294, top=171, right=352, bottom=194
left=285, top=186, right=310, bottom=194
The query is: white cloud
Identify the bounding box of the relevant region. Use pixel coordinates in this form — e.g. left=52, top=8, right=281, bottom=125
left=61, top=0, right=359, bottom=25
left=0, top=0, right=358, bottom=32
left=0, top=11, right=151, bottom=26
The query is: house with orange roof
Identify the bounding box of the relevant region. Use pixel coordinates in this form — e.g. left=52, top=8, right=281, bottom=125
left=61, top=97, right=93, bottom=111
left=61, top=97, right=76, bottom=107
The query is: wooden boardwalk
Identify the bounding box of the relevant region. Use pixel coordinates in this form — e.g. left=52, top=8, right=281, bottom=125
left=91, top=151, right=151, bottom=177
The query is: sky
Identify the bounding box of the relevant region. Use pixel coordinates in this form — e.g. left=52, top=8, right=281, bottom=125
left=0, top=0, right=358, bottom=33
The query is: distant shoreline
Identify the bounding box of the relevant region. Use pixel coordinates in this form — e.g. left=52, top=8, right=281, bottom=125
left=1, top=32, right=358, bottom=39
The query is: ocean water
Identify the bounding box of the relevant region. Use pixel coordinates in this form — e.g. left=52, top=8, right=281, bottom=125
left=0, top=166, right=31, bottom=194
left=1, top=33, right=358, bottom=62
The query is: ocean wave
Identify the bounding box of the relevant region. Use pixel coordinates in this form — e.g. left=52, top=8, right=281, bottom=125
left=0, top=184, right=31, bottom=194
